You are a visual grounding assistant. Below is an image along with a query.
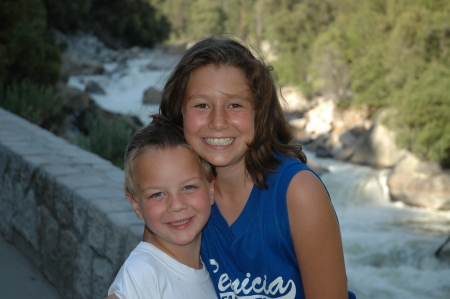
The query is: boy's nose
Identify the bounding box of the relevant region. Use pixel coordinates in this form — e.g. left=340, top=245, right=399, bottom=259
left=208, top=106, right=228, bottom=131
left=167, top=194, right=188, bottom=212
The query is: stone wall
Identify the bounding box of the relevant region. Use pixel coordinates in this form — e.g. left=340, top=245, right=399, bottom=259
left=0, top=108, right=143, bottom=299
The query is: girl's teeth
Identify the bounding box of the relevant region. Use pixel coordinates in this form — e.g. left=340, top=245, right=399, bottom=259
left=170, top=219, right=190, bottom=226
left=204, top=138, right=234, bottom=145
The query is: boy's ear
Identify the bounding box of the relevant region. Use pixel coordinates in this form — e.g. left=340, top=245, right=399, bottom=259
left=208, top=179, right=215, bottom=205
left=126, top=192, right=143, bottom=220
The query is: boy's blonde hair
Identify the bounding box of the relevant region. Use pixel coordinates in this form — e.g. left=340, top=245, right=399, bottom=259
left=124, top=115, right=214, bottom=199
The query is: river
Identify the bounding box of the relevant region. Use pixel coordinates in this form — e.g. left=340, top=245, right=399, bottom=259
left=68, top=51, right=450, bottom=299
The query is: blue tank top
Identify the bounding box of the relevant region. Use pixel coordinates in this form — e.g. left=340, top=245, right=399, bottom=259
left=200, top=156, right=356, bottom=299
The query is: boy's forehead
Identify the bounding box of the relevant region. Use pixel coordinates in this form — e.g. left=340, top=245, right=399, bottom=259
left=136, top=146, right=207, bottom=175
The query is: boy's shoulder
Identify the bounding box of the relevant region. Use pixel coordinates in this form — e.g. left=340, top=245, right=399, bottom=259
left=121, top=242, right=160, bottom=273
left=125, top=242, right=186, bottom=274
left=108, top=242, right=162, bottom=298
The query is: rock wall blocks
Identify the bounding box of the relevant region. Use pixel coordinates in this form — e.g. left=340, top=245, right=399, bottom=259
left=0, top=108, right=143, bottom=298
left=73, top=244, right=95, bottom=299
left=54, top=185, right=74, bottom=226
left=56, top=171, right=107, bottom=190
left=39, top=205, right=60, bottom=256
left=92, top=257, right=115, bottom=299
left=12, top=190, right=39, bottom=250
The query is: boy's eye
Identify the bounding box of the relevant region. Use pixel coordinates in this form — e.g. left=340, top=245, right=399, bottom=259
left=183, top=185, right=197, bottom=191
left=150, top=192, right=164, bottom=198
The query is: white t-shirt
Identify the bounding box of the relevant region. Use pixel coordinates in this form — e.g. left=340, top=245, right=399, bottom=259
left=108, top=242, right=217, bottom=299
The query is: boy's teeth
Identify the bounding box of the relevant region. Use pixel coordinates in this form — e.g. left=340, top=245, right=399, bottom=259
left=204, top=138, right=234, bottom=145
left=170, top=219, right=190, bottom=226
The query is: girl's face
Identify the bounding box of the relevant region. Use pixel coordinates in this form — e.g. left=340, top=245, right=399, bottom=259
left=182, top=64, right=255, bottom=171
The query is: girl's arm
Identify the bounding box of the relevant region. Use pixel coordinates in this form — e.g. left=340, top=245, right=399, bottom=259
left=287, top=170, right=348, bottom=299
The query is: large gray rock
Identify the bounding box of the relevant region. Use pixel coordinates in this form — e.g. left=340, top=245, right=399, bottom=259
left=57, top=84, right=90, bottom=113
left=142, top=87, right=162, bottom=105
left=347, top=121, right=406, bottom=168
left=387, top=153, right=450, bottom=210
left=61, top=55, right=105, bottom=81
left=85, top=81, right=106, bottom=95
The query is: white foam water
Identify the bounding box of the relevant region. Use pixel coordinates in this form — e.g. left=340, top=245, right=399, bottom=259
left=312, top=154, right=450, bottom=299
left=68, top=53, right=167, bottom=125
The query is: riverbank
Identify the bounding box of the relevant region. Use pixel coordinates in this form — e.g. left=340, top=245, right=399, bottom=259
left=59, top=31, right=450, bottom=211
left=3, top=31, right=450, bottom=298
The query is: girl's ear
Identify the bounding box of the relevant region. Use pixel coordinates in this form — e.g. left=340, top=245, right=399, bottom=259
left=126, top=192, right=143, bottom=220
left=209, top=179, right=215, bottom=205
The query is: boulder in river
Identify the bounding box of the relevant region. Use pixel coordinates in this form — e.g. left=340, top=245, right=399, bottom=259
left=61, top=55, right=105, bottom=81
left=347, top=121, right=407, bottom=168
left=85, top=81, right=106, bottom=95
left=142, top=87, right=162, bottom=105
left=387, top=153, right=450, bottom=210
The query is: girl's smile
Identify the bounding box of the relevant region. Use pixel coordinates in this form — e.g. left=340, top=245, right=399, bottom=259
left=203, top=137, right=235, bottom=146
left=182, top=64, right=255, bottom=170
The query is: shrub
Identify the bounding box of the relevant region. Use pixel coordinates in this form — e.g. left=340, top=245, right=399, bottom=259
left=71, top=112, right=137, bottom=168
left=0, top=80, right=63, bottom=126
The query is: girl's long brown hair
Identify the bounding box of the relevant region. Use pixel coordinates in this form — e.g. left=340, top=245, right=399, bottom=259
left=159, top=37, right=306, bottom=189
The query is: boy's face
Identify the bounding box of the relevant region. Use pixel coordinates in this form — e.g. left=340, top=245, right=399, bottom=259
left=127, top=146, right=214, bottom=251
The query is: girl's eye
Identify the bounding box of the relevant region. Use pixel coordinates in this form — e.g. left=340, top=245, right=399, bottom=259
left=230, top=103, right=243, bottom=108
left=195, top=103, right=208, bottom=108
left=183, top=185, right=197, bottom=191
left=150, top=192, right=164, bottom=198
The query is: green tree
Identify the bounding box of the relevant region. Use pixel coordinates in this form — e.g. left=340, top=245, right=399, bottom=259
left=188, top=0, right=227, bottom=39
left=43, top=0, right=91, bottom=33
left=222, top=0, right=256, bottom=39
left=90, top=0, right=170, bottom=47
left=392, top=64, right=450, bottom=167
left=149, top=0, right=195, bottom=40
left=263, top=0, right=336, bottom=89
left=0, top=0, right=61, bottom=86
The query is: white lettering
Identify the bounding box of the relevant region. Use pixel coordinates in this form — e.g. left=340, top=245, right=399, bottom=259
left=211, top=259, right=219, bottom=273
left=218, top=273, right=231, bottom=291
left=268, top=277, right=283, bottom=295
left=231, top=278, right=243, bottom=293
left=251, top=277, right=263, bottom=293
left=242, top=273, right=252, bottom=294
left=263, top=275, right=269, bottom=295
left=210, top=260, right=297, bottom=299
left=219, top=293, right=236, bottom=299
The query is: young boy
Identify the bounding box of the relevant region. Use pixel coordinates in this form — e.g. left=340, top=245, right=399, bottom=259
left=106, top=116, right=217, bottom=299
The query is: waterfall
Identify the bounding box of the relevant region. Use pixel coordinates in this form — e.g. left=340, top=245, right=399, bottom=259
left=68, top=52, right=450, bottom=299
left=312, top=154, right=450, bottom=299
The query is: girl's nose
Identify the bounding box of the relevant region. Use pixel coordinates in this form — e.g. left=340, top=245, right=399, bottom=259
left=208, top=106, right=229, bottom=131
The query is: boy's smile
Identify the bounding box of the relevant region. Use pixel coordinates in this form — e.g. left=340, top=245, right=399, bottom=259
left=127, top=146, right=214, bottom=259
